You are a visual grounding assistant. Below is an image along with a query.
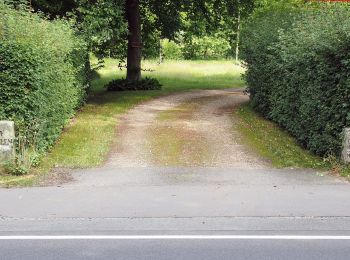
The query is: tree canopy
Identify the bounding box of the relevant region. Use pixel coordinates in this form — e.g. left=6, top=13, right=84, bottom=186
left=28, top=0, right=299, bottom=80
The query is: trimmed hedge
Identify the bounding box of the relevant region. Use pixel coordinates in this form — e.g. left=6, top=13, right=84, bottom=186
left=241, top=4, right=350, bottom=157
left=0, top=3, right=89, bottom=155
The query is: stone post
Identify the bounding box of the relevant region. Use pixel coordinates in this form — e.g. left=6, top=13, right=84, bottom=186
left=342, top=128, right=350, bottom=163
left=0, top=121, right=15, bottom=163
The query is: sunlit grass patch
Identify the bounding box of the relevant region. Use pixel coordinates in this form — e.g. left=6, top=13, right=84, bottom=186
left=235, top=103, right=329, bottom=169
left=93, top=59, right=245, bottom=93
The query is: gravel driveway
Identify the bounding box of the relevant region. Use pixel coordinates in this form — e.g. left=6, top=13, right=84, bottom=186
left=107, top=89, right=269, bottom=168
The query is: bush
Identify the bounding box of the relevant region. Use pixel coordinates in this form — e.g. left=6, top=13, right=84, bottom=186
left=0, top=3, right=89, bottom=158
left=241, top=4, right=350, bottom=157
left=160, top=36, right=231, bottom=61
left=162, top=39, right=183, bottom=60
left=182, top=35, right=231, bottom=60
left=241, top=5, right=299, bottom=117
left=106, top=77, right=162, bottom=91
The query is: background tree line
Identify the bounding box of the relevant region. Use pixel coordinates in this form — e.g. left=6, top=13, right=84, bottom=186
left=28, top=0, right=258, bottom=80
left=10, top=0, right=303, bottom=80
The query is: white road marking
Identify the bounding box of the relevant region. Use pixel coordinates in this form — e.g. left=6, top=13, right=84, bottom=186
left=0, top=235, right=350, bottom=240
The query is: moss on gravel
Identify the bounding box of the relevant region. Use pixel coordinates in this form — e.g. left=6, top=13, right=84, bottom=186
left=150, top=103, right=209, bottom=166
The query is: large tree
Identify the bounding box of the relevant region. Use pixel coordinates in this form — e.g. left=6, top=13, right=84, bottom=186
left=180, top=0, right=255, bottom=61
left=30, top=0, right=256, bottom=81
left=126, top=0, right=142, bottom=81
left=127, top=0, right=258, bottom=80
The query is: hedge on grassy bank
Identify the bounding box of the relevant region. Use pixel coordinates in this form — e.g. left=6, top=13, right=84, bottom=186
left=0, top=3, right=89, bottom=156
left=241, top=4, right=350, bottom=157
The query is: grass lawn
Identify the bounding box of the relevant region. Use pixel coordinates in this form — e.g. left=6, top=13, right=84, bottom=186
left=0, top=60, right=245, bottom=187
left=93, top=59, right=245, bottom=93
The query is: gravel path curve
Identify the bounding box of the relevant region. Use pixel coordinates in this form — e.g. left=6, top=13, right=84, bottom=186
left=106, top=89, right=269, bottom=168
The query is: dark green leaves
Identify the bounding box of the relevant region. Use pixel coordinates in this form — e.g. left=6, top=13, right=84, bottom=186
left=241, top=3, right=350, bottom=157
left=0, top=2, right=89, bottom=155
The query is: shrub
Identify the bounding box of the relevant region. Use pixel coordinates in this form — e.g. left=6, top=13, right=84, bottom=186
left=241, top=5, right=300, bottom=117
left=162, top=39, right=183, bottom=60
left=0, top=3, right=89, bottom=160
left=241, top=4, right=350, bottom=157
left=106, top=77, right=162, bottom=91
left=160, top=36, right=231, bottom=61
left=182, top=35, right=231, bottom=60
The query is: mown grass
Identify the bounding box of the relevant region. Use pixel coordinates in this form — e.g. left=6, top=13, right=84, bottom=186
left=235, top=103, right=329, bottom=169
left=0, top=60, right=245, bottom=187
left=93, top=59, right=245, bottom=93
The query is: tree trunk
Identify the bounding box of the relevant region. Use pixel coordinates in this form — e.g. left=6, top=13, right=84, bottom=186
left=126, top=0, right=142, bottom=81
left=235, top=9, right=241, bottom=63
left=159, top=38, right=163, bottom=64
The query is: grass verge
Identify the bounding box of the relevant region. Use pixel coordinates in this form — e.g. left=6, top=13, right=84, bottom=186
left=234, top=103, right=329, bottom=169
left=235, top=103, right=350, bottom=178
left=0, top=60, right=245, bottom=187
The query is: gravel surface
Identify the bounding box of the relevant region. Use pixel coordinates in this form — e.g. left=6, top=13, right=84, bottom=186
left=107, top=89, right=269, bottom=168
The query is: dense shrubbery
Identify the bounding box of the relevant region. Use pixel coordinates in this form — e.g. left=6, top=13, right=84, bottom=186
left=159, top=37, right=232, bottom=61
left=161, top=39, right=183, bottom=60
left=182, top=36, right=231, bottom=60
left=241, top=4, right=350, bottom=157
left=106, top=78, right=162, bottom=91
left=0, top=3, right=89, bottom=160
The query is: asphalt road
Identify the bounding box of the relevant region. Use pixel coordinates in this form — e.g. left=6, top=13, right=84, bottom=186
left=1, top=167, right=350, bottom=259
left=1, top=235, right=350, bottom=260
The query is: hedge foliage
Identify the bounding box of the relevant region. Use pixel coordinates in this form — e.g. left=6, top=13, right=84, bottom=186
left=0, top=2, right=89, bottom=155
left=241, top=4, right=350, bottom=157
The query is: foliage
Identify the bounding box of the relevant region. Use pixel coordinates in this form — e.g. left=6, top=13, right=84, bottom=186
left=29, top=0, right=306, bottom=63
left=241, top=3, right=350, bottom=157
left=160, top=37, right=231, bottom=61
left=182, top=35, right=231, bottom=60
left=31, top=0, right=76, bottom=18
left=241, top=4, right=299, bottom=116
left=106, top=77, right=162, bottom=91
left=71, top=0, right=181, bottom=61
left=57, top=0, right=255, bottom=62
left=161, top=39, right=183, bottom=60
left=3, top=161, right=29, bottom=176
left=0, top=3, right=89, bottom=162
left=3, top=135, right=32, bottom=175
left=74, top=0, right=127, bottom=60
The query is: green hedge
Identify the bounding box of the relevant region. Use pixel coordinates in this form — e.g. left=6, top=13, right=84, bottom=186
left=241, top=4, right=350, bottom=156
left=0, top=3, right=89, bottom=155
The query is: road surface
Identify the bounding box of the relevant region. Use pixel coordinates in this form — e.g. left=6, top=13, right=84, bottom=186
left=1, top=167, right=350, bottom=259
